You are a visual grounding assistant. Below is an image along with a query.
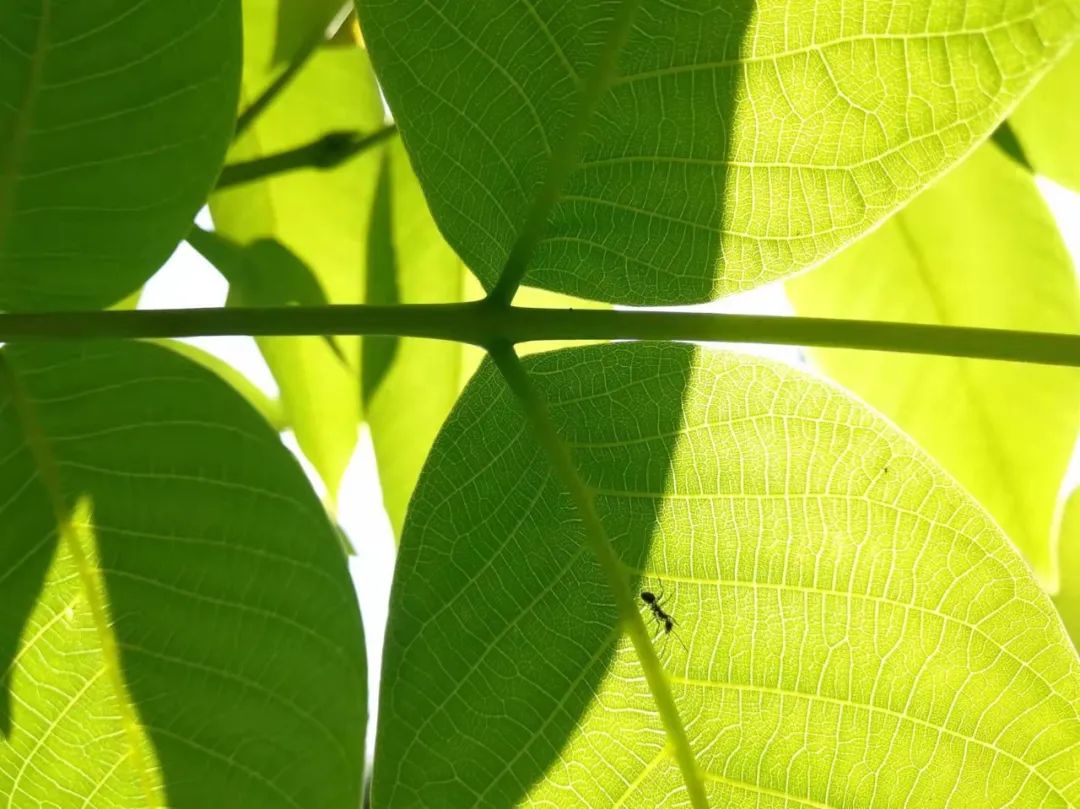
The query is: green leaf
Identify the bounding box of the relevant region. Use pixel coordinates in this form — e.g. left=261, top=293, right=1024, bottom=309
left=0, top=341, right=365, bottom=807
left=357, top=0, right=1080, bottom=305
left=362, top=143, right=465, bottom=539
left=152, top=338, right=287, bottom=432
left=788, top=141, right=1080, bottom=588
left=0, top=1, right=240, bottom=310
left=210, top=42, right=385, bottom=500
left=1011, top=43, right=1080, bottom=192
left=374, top=342, right=1080, bottom=807
left=360, top=148, right=611, bottom=541
left=1055, top=487, right=1080, bottom=650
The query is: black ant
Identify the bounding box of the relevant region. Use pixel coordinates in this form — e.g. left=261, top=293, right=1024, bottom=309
left=639, top=587, right=686, bottom=650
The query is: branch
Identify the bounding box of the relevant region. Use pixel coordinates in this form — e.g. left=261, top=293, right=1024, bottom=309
left=0, top=304, right=1076, bottom=367
left=216, top=126, right=397, bottom=190
left=232, top=8, right=345, bottom=140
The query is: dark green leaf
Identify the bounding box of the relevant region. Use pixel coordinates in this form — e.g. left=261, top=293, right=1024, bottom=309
left=0, top=1, right=241, bottom=309
left=0, top=341, right=365, bottom=807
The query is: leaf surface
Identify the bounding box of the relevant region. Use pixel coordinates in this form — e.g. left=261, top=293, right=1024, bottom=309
left=357, top=0, right=1080, bottom=304
left=1055, top=487, right=1080, bottom=650
left=374, top=342, right=1080, bottom=807
left=788, top=141, right=1080, bottom=587
left=1011, top=43, right=1080, bottom=192
left=0, top=341, right=365, bottom=808
left=0, top=0, right=240, bottom=309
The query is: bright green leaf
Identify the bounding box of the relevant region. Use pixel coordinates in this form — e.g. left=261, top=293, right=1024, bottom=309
left=0, top=341, right=365, bottom=807
left=0, top=1, right=240, bottom=310
left=210, top=42, right=385, bottom=500
left=244, top=0, right=345, bottom=80
left=1011, top=43, right=1080, bottom=192
left=788, top=141, right=1080, bottom=588
left=362, top=142, right=465, bottom=539
left=374, top=342, right=1080, bottom=807
left=358, top=0, right=1080, bottom=305
left=1055, top=487, right=1080, bottom=650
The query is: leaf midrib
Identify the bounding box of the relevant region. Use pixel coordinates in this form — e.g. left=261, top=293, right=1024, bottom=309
left=0, top=0, right=51, bottom=256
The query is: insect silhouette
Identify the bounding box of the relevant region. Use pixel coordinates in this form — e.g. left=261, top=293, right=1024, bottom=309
left=639, top=587, right=687, bottom=650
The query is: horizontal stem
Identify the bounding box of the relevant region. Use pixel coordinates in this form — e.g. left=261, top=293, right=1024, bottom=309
left=0, top=303, right=1076, bottom=367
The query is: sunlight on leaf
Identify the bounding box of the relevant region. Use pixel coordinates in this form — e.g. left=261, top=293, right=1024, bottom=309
left=0, top=495, right=165, bottom=807
left=211, top=24, right=385, bottom=500
left=788, top=141, right=1080, bottom=588
left=1011, top=42, right=1080, bottom=193
left=0, top=342, right=365, bottom=808
left=358, top=0, right=1080, bottom=304
left=1055, top=487, right=1080, bottom=650
left=362, top=142, right=465, bottom=540
left=374, top=343, right=1080, bottom=807
left=0, top=0, right=240, bottom=310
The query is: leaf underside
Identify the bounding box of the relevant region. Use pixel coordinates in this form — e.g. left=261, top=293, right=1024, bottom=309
left=374, top=342, right=1080, bottom=808
left=358, top=0, right=1080, bottom=304
left=0, top=0, right=241, bottom=310
left=0, top=341, right=365, bottom=808
left=788, top=140, right=1080, bottom=587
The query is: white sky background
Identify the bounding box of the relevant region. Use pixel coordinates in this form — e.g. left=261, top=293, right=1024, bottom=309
left=140, top=179, right=1080, bottom=763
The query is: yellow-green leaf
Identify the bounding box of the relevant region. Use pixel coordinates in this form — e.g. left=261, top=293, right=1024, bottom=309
left=358, top=0, right=1080, bottom=304
left=1055, top=487, right=1080, bottom=649
left=210, top=41, right=385, bottom=500
left=375, top=342, right=1080, bottom=806
left=788, top=141, right=1080, bottom=587
left=1012, top=43, right=1080, bottom=192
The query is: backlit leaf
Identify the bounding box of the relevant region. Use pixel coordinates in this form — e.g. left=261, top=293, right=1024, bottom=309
left=0, top=341, right=365, bottom=807
left=788, top=141, right=1080, bottom=587
left=1055, top=487, right=1080, bottom=649
left=210, top=39, right=385, bottom=500
left=362, top=142, right=465, bottom=539
left=1011, top=43, right=1080, bottom=192
left=358, top=0, right=1080, bottom=304
left=374, top=342, right=1080, bottom=807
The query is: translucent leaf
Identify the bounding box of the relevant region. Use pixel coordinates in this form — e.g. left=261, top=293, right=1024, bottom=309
left=1055, top=488, right=1080, bottom=649
left=361, top=153, right=604, bottom=541
left=0, top=0, right=240, bottom=309
left=363, top=142, right=465, bottom=539
left=357, top=0, right=1080, bottom=304
left=1012, top=43, right=1080, bottom=192
left=210, top=40, right=385, bottom=499
left=238, top=0, right=344, bottom=88
left=788, top=141, right=1080, bottom=587
left=374, top=342, right=1080, bottom=807
left=0, top=342, right=365, bottom=807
